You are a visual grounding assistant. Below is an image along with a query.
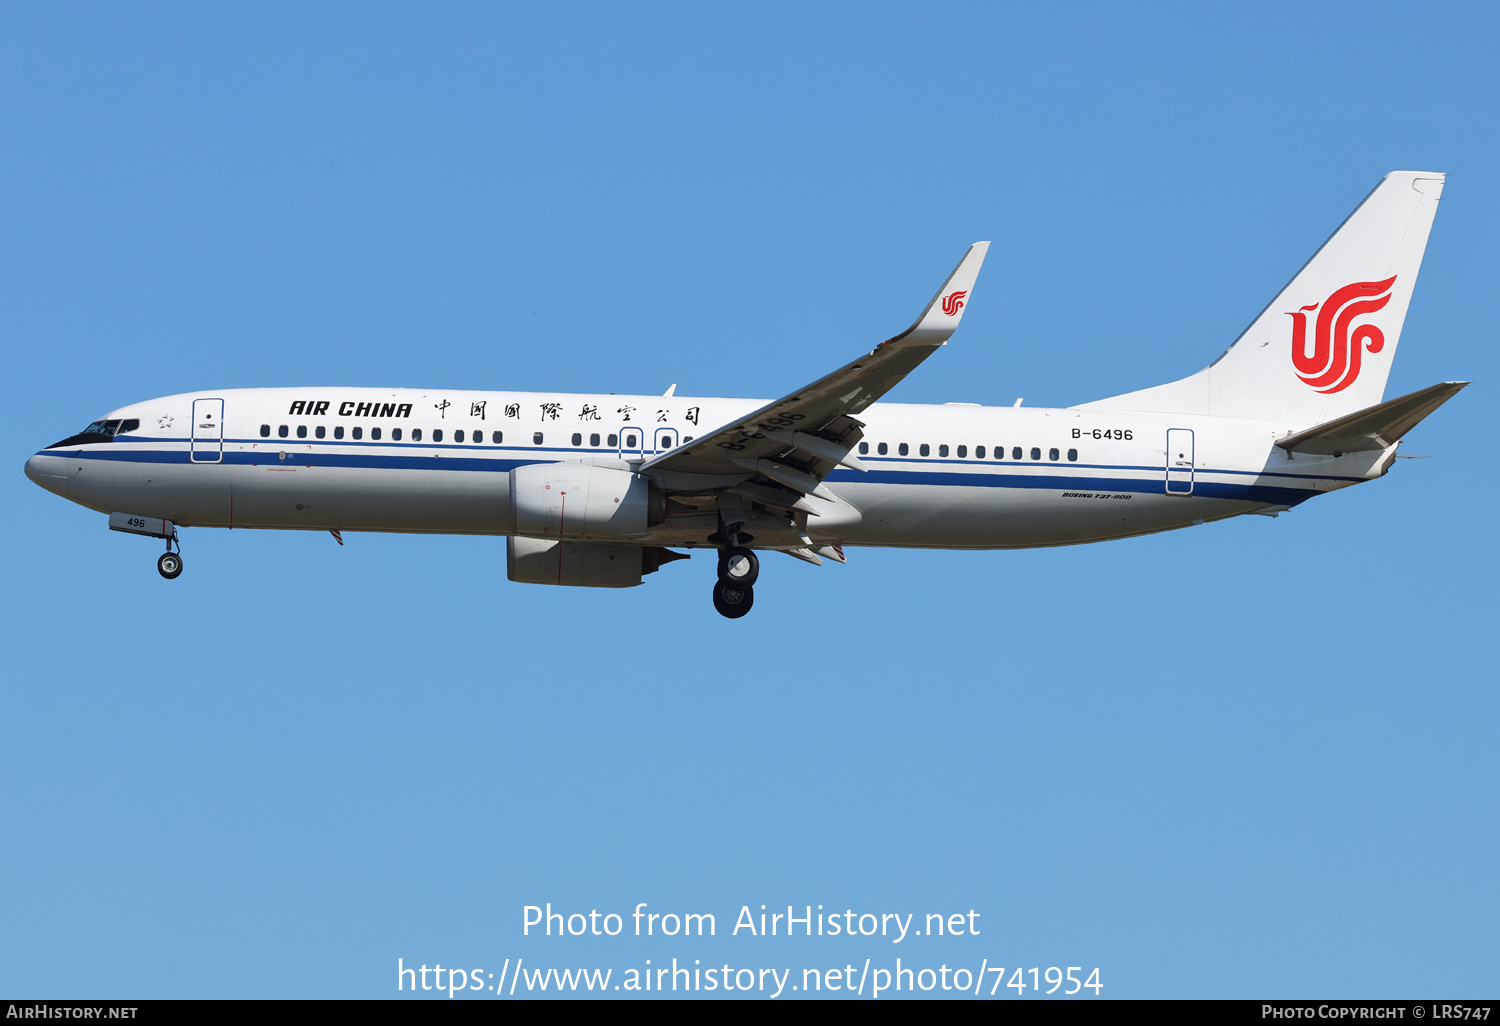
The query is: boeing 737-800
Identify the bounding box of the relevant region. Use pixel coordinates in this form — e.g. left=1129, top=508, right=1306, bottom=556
left=24, top=171, right=1465, bottom=617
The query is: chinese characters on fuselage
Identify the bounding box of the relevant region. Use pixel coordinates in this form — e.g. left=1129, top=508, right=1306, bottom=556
left=284, top=399, right=703, bottom=429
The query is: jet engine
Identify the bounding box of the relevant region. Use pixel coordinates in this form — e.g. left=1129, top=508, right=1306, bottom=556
left=507, top=536, right=687, bottom=588
left=510, top=460, right=664, bottom=540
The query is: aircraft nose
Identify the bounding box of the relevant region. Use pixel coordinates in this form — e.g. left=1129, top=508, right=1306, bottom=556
left=24, top=453, right=69, bottom=498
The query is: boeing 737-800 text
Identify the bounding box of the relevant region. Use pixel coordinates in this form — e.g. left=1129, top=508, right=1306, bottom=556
left=24, top=171, right=1465, bottom=617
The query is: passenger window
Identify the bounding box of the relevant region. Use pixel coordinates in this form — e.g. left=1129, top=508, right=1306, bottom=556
left=315, top=426, right=326, bottom=439
left=684, top=436, right=693, bottom=443
left=859, top=442, right=869, bottom=455
left=473, top=431, right=482, bottom=445
left=878, top=442, right=888, bottom=455
left=492, top=430, right=503, bottom=443
left=295, top=425, right=305, bottom=438
left=957, top=445, right=967, bottom=458
left=938, top=444, right=949, bottom=457
left=455, top=429, right=465, bottom=443
left=1049, top=447, right=1059, bottom=461
left=334, top=426, right=344, bottom=439
left=919, top=443, right=930, bottom=457
left=898, top=443, right=909, bottom=456
left=590, top=433, right=600, bottom=446
left=1067, top=448, right=1078, bottom=461
left=533, top=432, right=544, bottom=445
left=1030, top=447, right=1041, bottom=460
left=976, top=445, right=985, bottom=458
left=433, top=429, right=443, bottom=442
left=352, top=426, right=363, bottom=440
left=571, top=432, right=582, bottom=446
left=608, top=433, right=618, bottom=446
left=372, top=427, right=381, bottom=441
left=1012, top=446, right=1022, bottom=460
left=278, top=425, right=288, bottom=438
left=391, top=428, right=401, bottom=441
left=411, top=428, right=422, bottom=441
left=260, top=424, right=270, bottom=437
left=625, top=432, right=637, bottom=447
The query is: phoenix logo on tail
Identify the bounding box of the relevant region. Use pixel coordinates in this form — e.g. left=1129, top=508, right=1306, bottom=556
left=1287, top=276, right=1397, bottom=394
left=941, top=290, right=968, bottom=316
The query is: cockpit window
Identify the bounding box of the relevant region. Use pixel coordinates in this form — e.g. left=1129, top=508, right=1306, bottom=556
left=47, top=418, right=128, bottom=449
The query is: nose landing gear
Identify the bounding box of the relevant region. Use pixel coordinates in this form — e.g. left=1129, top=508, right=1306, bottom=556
left=108, top=513, right=184, bottom=580
left=157, top=529, right=183, bottom=580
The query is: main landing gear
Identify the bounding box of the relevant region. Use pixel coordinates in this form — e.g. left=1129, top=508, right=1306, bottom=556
left=712, top=544, right=759, bottom=618
left=718, top=546, right=758, bottom=588
left=712, top=580, right=753, bottom=618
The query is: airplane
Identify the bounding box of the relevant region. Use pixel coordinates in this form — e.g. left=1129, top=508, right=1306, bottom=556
left=24, top=170, right=1465, bottom=618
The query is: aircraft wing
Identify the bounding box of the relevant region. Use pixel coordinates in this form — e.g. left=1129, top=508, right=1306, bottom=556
left=640, top=242, right=989, bottom=508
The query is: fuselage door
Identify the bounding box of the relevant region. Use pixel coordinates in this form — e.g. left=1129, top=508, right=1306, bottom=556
left=190, top=398, right=225, bottom=464
left=653, top=427, right=678, bottom=454
left=619, top=425, right=644, bottom=461
left=1165, top=428, right=1194, bottom=495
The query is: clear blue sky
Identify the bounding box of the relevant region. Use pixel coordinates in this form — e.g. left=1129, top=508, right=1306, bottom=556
left=2, top=1, right=1495, bottom=999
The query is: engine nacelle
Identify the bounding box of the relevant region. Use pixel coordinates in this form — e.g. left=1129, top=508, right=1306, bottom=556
left=510, top=460, right=656, bottom=540
left=507, top=536, right=687, bottom=588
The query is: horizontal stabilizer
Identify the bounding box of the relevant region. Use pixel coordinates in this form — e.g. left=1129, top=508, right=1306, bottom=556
left=1276, top=381, right=1467, bottom=455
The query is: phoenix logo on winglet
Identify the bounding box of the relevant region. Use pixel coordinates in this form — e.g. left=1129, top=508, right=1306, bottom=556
left=1287, top=276, right=1396, bottom=394
left=941, top=290, right=968, bottom=316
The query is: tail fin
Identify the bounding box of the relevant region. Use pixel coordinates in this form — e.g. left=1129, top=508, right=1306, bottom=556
left=1078, top=171, right=1445, bottom=424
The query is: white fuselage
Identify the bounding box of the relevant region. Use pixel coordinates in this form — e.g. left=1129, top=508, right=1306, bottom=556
left=25, top=386, right=1393, bottom=551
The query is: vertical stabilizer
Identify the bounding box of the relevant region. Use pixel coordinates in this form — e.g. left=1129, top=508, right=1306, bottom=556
left=1078, top=171, right=1445, bottom=424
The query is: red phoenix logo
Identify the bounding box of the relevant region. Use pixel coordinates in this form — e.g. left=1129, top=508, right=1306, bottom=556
left=1287, top=276, right=1396, bottom=394
left=941, top=290, right=968, bottom=316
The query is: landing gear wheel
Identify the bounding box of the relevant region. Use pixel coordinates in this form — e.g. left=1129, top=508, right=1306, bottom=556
left=712, top=581, right=754, bottom=619
left=717, top=546, right=759, bottom=588
left=157, top=552, right=183, bottom=580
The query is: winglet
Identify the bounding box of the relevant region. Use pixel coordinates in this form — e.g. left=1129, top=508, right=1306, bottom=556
left=881, top=241, right=990, bottom=348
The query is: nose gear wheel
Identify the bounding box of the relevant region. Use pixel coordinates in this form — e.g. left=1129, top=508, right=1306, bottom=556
left=156, top=526, right=183, bottom=579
